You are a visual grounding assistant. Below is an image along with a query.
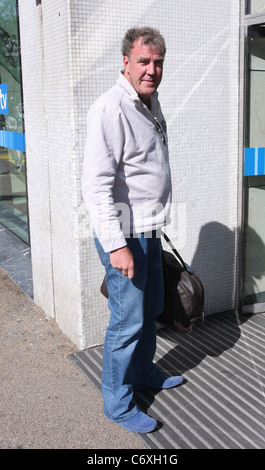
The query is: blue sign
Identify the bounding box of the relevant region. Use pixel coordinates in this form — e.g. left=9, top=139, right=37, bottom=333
left=245, top=147, right=265, bottom=176
left=0, top=83, right=9, bottom=115
left=0, top=130, right=26, bottom=152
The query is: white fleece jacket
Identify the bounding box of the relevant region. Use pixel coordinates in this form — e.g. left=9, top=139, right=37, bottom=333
left=82, top=72, right=172, bottom=253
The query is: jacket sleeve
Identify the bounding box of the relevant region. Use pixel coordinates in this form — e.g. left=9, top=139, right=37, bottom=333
left=82, top=106, right=127, bottom=253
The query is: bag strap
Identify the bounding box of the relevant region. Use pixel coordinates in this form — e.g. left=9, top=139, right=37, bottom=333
left=161, top=231, right=187, bottom=270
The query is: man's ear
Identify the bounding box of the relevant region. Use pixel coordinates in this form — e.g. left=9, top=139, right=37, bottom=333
left=123, top=56, right=129, bottom=75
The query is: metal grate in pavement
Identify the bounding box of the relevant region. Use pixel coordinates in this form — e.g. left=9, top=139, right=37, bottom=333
left=68, top=311, right=265, bottom=449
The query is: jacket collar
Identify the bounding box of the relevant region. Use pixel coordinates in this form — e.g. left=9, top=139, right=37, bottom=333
left=116, top=71, right=159, bottom=110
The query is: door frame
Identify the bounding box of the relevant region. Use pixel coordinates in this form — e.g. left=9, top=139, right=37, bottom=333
left=239, top=5, right=265, bottom=314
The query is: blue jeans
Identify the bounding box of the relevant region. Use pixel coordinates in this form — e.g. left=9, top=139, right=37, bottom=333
left=94, top=232, right=165, bottom=423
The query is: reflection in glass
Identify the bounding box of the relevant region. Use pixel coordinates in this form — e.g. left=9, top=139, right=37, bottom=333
left=0, top=0, right=29, bottom=244
left=246, top=0, right=265, bottom=15
left=243, top=25, right=265, bottom=307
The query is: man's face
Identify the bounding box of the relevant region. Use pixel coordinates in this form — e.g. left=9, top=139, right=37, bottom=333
left=123, top=37, right=164, bottom=107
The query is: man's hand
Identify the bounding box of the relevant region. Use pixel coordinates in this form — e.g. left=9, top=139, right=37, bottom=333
left=110, top=246, right=134, bottom=279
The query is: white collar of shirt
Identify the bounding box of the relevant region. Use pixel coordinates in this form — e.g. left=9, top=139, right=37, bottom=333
left=116, top=71, right=159, bottom=112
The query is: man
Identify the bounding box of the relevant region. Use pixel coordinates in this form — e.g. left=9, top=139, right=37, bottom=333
left=82, top=27, right=183, bottom=434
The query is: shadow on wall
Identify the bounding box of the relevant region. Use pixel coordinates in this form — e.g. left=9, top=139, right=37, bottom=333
left=191, top=222, right=236, bottom=315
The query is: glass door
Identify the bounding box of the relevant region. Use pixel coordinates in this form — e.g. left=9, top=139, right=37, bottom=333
left=0, top=0, right=29, bottom=244
left=243, top=24, right=265, bottom=313
left=246, top=0, right=265, bottom=15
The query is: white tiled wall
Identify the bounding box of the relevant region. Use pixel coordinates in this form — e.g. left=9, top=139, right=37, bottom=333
left=18, top=2, right=55, bottom=319
left=19, top=0, right=241, bottom=348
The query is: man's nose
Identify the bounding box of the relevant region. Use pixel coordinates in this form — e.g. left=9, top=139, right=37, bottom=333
left=147, top=61, right=155, bottom=75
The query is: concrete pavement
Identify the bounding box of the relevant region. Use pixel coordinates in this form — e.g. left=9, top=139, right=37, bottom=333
left=0, top=267, right=144, bottom=450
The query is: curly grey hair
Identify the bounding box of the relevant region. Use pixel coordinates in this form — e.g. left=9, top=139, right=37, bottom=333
left=121, top=27, right=166, bottom=58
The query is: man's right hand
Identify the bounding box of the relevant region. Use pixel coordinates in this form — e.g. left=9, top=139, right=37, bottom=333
left=110, top=246, right=134, bottom=279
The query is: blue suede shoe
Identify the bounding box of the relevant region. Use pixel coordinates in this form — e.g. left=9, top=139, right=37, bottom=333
left=117, top=411, right=157, bottom=433
left=152, top=375, right=184, bottom=389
